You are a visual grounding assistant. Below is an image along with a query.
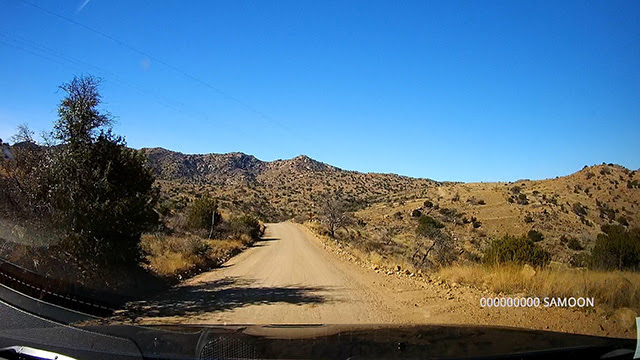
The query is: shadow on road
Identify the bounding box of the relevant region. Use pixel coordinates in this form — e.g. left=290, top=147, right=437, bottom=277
left=250, top=237, right=280, bottom=248
left=124, top=276, right=330, bottom=319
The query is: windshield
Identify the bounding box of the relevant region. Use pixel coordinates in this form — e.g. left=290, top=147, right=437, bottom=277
left=0, top=0, right=639, bottom=358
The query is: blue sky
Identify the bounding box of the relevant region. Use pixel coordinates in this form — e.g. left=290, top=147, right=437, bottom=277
left=0, top=0, right=638, bottom=182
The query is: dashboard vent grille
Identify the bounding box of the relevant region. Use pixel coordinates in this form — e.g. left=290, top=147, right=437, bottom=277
left=199, top=336, right=257, bottom=360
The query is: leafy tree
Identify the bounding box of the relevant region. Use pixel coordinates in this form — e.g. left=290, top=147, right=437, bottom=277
left=54, top=76, right=112, bottom=146
left=52, top=132, right=159, bottom=264
left=590, top=225, right=640, bottom=270
left=187, top=195, right=222, bottom=236
left=2, top=75, right=159, bottom=266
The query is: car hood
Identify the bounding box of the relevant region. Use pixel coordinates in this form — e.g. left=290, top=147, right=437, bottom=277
left=78, top=323, right=636, bottom=359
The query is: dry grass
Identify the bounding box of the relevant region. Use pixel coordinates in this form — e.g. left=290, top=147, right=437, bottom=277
left=438, top=264, right=640, bottom=310
left=304, top=221, right=418, bottom=274
left=141, top=234, right=247, bottom=277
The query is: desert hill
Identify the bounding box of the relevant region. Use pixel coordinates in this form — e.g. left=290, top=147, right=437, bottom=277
left=144, top=147, right=640, bottom=263
left=142, top=147, right=436, bottom=220
left=356, top=164, right=640, bottom=263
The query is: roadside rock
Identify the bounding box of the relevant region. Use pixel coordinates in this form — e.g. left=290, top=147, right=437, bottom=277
left=520, top=264, right=536, bottom=280
left=611, top=308, right=637, bottom=329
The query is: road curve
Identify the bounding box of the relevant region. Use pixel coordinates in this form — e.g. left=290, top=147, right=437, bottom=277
left=132, top=222, right=399, bottom=324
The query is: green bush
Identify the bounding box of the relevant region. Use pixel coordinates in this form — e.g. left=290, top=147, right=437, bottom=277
left=187, top=195, right=221, bottom=231
left=596, top=200, right=616, bottom=220
left=527, top=229, right=544, bottom=242
left=54, top=134, right=160, bottom=264
left=618, top=216, right=629, bottom=227
left=517, top=193, right=529, bottom=205
left=483, top=235, right=551, bottom=267
left=573, top=202, right=588, bottom=216
left=567, top=237, right=584, bottom=251
left=590, top=225, right=640, bottom=271
left=570, top=252, right=590, bottom=267
left=417, top=215, right=444, bottom=237
left=229, top=215, right=262, bottom=240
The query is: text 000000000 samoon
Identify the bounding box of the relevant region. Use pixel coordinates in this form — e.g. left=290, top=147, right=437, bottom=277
left=480, top=297, right=595, bottom=308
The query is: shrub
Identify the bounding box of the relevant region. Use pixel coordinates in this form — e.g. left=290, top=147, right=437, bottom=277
left=596, top=200, right=616, bottom=221
left=590, top=225, right=640, bottom=271
left=572, top=202, right=588, bottom=216
left=466, top=197, right=486, bottom=205
left=618, top=216, right=629, bottom=226
left=524, top=215, right=534, bottom=223
left=483, top=235, right=551, bottom=267
left=187, top=195, right=221, bottom=232
left=580, top=216, right=593, bottom=227
left=141, top=234, right=244, bottom=277
left=527, top=230, right=544, bottom=242
left=417, top=215, right=444, bottom=237
left=228, top=215, right=263, bottom=241
left=413, top=218, right=456, bottom=267
left=567, top=237, right=584, bottom=251
left=569, top=252, right=590, bottom=267
left=423, top=200, right=434, bottom=208
left=439, top=207, right=459, bottom=218
left=517, top=193, right=529, bottom=205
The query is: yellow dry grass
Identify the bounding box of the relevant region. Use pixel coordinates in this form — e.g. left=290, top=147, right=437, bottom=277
left=438, top=264, right=640, bottom=310
left=141, top=234, right=245, bottom=277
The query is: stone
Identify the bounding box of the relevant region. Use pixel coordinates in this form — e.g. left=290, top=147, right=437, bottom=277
left=611, top=308, right=637, bottom=329
left=520, top=264, right=536, bottom=280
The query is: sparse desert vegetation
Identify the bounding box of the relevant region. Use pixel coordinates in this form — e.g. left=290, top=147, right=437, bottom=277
left=1, top=75, right=638, bottom=334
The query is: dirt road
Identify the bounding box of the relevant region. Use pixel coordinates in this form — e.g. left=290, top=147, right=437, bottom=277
left=125, top=223, right=634, bottom=338
left=130, top=222, right=410, bottom=324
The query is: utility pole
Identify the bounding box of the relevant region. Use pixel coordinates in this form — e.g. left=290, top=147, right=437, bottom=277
left=208, top=209, right=216, bottom=239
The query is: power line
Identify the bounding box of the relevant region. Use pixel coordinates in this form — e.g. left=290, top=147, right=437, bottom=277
left=0, top=31, right=262, bottom=144
left=17, top=0, right=291, bottom=133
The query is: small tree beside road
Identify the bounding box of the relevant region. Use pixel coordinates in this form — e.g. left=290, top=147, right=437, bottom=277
left=318, top=192, right=351, bottom=238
